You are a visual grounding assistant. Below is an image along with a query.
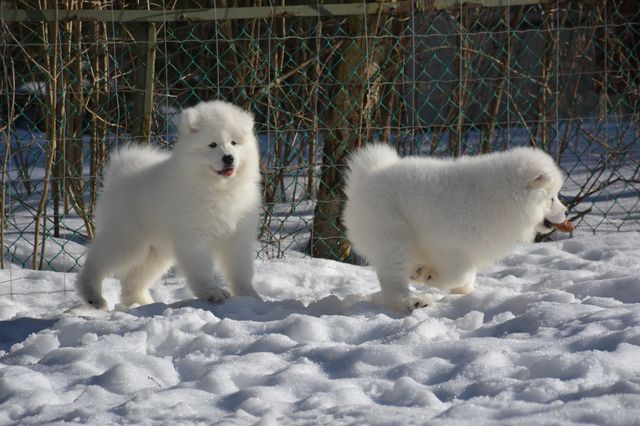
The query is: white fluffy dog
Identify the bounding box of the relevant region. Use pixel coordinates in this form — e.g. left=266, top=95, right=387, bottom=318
left=76, top=100, right=261, bottom=309
left=344, top=144, right=573, bottom=313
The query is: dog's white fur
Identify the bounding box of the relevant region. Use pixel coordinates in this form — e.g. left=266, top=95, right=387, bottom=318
left=344, top=144, right=568, bottom=313
left=76, top=100, right=261, bottom=309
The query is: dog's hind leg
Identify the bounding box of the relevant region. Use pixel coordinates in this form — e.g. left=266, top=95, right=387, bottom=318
left=119, top=246, right=171, bottom=307
left=76, top=233, right=147, bottom=309
left=450, top=276, right=475, bottom=295
left=427, top=256, right=476, bottom=295
left=372, top=247, right=433, bottom=313
left=75, top=256, right=109, bottom=310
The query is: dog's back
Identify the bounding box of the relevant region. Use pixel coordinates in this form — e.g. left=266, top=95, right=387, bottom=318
left=103, top=145, right=170, bottom=188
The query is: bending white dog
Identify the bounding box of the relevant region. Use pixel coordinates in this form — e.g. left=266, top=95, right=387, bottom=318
left=344, top=144, right=572, bottom=313
left=76, top=100, right=261, bottom=309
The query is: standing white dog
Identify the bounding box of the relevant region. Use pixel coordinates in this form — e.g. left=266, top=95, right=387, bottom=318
left=344, top=144, right=573, bottom=313
left=76, top=100, right=261, bottom=309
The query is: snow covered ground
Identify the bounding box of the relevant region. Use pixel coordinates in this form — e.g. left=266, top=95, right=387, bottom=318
left=1, top=229, right=640, bottom=424
left=1, top=121, right=639, bottom=424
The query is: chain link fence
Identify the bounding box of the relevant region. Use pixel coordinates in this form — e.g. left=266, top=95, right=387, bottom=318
left=1, top=1, right=639, bottom=272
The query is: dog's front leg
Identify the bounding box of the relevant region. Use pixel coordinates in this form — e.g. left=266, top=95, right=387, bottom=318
left=175, top=239, right=230, bottom=303
left=216, top=231, right=260, bottom=299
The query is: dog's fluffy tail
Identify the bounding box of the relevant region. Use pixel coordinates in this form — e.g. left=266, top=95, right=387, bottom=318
left=345, top=143, right=399, bottom=195
left=103, top=145, right=170, bottom=186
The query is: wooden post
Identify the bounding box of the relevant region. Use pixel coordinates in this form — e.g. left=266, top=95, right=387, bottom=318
left=133, top=22, right=156, bottom=144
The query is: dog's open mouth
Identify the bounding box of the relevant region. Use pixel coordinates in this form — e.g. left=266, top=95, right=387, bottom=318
left=217, top=168, right=235, bottom=177
left=544, top=218, right=575, bottom=233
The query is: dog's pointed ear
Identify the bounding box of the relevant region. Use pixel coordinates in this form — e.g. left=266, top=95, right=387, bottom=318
left=181, top=107, right=201, bottom=134
left=527, top=173, right=550, bottom=189
left=244, top=110, right=256, bottom=131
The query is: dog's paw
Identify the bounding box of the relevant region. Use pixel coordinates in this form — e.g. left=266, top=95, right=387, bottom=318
left=203, top=287, right=231, bottom=304
left=410, top=266, right=424, bottom=281
left=404, top=294, right=433, bottom=313
left=377, top=291, right=434, bottom=314
left=410, top=265, right=433, bottom=283
left=86, top=297, right=108, bottom=310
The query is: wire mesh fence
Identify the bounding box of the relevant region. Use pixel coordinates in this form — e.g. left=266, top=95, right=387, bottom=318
left=1, top=1, right=639, bottom=273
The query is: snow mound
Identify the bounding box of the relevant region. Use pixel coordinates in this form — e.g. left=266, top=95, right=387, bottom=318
left=1, top=233, right=640, bottom=424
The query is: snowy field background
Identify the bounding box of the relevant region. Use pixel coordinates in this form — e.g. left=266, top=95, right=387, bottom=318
left=1, top=121, right=640, bottom=424
left=2, top=227, right=640, bottom=424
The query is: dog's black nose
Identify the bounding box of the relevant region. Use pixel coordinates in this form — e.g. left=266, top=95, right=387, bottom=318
left=222, top=155, right=234, bottom=166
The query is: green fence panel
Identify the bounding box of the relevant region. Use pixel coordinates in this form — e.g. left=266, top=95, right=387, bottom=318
left=0, top=1, right=638, bottom=271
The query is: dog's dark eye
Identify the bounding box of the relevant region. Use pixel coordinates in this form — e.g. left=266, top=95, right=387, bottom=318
left=208, top=142, right=217, bottom=148
left=230, top=141, right=237, bottom=146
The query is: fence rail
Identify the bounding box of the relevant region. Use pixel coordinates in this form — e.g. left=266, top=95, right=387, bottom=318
left=2, top=1, right=548, bottom=22
left=1, top=0, right=639, bottom=272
